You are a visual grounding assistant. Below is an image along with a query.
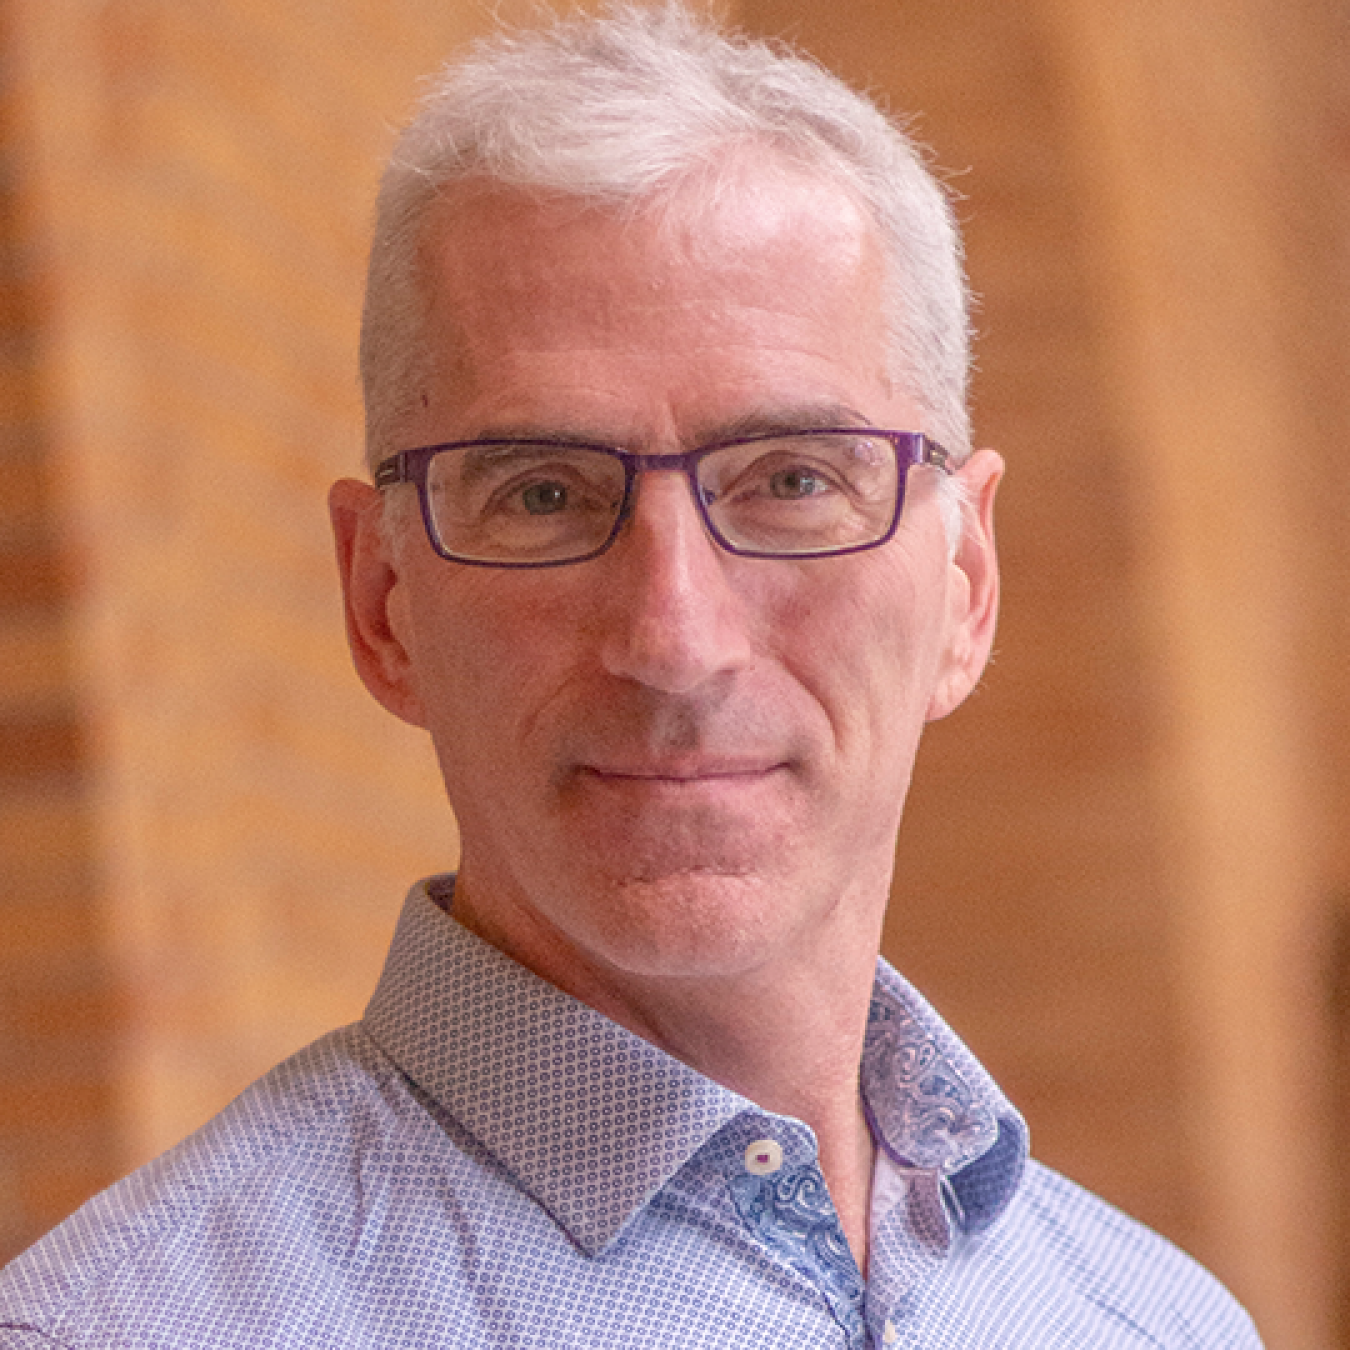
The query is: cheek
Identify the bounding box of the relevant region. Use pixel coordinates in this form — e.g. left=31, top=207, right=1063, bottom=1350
left=404, top=572, right=587, bottom=752
left=798, top=547, right=941, bottom=679
left=783, top=553, right=948, bottom=765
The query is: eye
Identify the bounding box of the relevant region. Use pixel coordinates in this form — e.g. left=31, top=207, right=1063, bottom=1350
left=769, top=467, right=829, bottom=499
left=519, top=480, right=570, bottom=514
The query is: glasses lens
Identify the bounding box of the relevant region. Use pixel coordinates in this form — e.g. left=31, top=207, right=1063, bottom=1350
left=426, top=443, right=626, bottom=564
left=697, top=433, right=900, bottom=555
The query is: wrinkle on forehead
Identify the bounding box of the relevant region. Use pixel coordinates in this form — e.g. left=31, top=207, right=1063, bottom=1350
left=417, top=148, right=889, bottom=412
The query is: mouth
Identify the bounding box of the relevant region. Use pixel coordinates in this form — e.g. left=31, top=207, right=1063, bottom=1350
left=574, top=761, right=789, bottom=792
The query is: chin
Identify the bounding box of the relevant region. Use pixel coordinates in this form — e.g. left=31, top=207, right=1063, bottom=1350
left=563, top=868, right=808, bottom=983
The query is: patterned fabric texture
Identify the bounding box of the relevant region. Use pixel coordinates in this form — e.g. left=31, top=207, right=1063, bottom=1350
left=0, top=878, right=1262, bottom=1348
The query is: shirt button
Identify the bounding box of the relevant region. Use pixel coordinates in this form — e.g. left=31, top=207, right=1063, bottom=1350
left=883, top=1320, right=899, bottom=1344
left=744, top=1139, right=784, bottom=1175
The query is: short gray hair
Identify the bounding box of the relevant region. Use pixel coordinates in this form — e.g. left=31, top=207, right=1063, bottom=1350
left=361, top=2, right=972, bottom=474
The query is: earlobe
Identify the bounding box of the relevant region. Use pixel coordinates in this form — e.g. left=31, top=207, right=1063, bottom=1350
left=926, top=448, right=1003, bottom=722
left=329, top=478, right=429, bottom=728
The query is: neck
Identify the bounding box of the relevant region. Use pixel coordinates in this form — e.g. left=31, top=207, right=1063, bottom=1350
left=627, top=962, right=878, bottom=1270
left=448, top=868, right=887, bottom=1271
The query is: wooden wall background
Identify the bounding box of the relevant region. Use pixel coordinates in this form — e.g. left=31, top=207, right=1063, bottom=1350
left=1, top=1, right=1345, bottom=1345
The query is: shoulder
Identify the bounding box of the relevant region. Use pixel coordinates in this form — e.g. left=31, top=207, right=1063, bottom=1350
left=1001, top=1160, right=1264, bottom=1347
left=0, top=1024, right=422, bottom=1345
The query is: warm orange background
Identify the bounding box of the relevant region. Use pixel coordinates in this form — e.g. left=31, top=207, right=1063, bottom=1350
left=2, top=2, right=1347, bottom=1346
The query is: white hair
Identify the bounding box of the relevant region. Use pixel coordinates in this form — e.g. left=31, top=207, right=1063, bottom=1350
left=362, top=3, right=973, bottom=532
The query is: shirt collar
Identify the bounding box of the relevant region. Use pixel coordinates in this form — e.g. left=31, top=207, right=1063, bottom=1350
left=864, top=963, right=1028, bottom=1235
left=363, top=879, right=748, bottom=1255
left=364, top=878, right=1027, bottom=1253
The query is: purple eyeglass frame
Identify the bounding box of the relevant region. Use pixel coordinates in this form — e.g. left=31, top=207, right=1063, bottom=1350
left=373, top=428, right=951, bottom=568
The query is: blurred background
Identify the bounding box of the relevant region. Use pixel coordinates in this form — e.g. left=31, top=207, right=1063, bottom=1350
left=1, top=0, right=1346, bottom=1344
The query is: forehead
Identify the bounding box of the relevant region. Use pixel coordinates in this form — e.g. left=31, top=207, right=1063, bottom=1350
left=413, top=155, right=901, bottom=442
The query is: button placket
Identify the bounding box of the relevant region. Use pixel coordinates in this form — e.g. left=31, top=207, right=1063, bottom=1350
left=725, top=1125, right=865, bottom=1348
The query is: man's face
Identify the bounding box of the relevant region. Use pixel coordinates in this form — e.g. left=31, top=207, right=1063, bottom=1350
left=333, top=157, right=1000, bottom=997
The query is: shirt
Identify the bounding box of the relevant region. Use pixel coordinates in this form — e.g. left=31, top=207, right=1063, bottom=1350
left=0, top=877, right=1262, bottom=1348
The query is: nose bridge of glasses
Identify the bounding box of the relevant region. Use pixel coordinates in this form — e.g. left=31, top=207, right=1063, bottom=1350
left=614, top=452, right=730, bottom=569
left=625, top=449, right=701, bottom=472
left=622, top=447, right=708, bottom=500
left=616, top=447, right=713, bottom=525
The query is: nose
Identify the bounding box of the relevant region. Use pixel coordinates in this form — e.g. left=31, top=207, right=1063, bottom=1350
left=597, top=470, right=755, bottom=694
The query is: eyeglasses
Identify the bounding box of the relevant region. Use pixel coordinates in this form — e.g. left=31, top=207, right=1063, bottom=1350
left=374, top=429, right=951, bottom=568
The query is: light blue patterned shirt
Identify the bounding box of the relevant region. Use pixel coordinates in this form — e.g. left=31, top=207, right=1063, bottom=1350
left=1, top=878, right=1260, bottom=1348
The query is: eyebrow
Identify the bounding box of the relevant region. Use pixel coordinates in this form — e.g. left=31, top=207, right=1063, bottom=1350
left=466, top=402, right=876, bottom=451
left=695, top=403, right=874, bottom=445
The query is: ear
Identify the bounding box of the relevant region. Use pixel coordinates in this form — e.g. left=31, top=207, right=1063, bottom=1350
left=329, top=478, right=428, bottom=728
left=926, top=448, right=1003, bottom=722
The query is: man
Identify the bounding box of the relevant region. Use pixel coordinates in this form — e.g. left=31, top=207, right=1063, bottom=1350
left=0, top=6, right=1260, bottom=1346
